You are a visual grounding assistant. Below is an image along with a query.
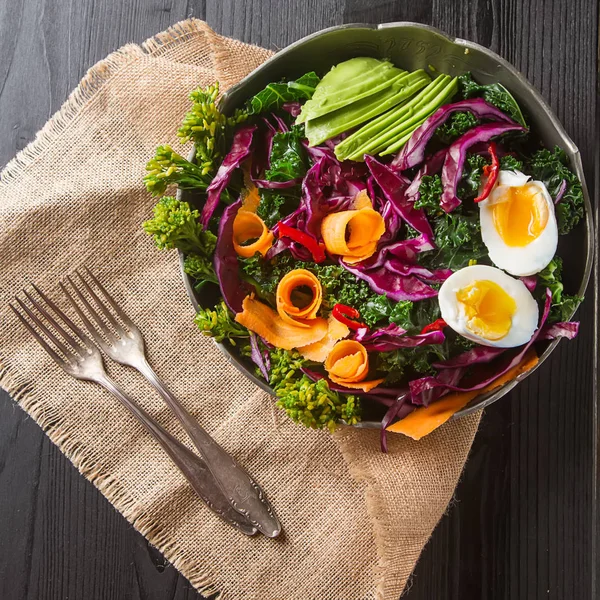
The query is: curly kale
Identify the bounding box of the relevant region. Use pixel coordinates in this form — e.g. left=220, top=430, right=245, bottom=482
left=500, top=154, right=524, bottom=171
left=416, top=210, right=488, bottom=271
left=529, top=146, right=585, bottom=235
left=268, top=348, right=360, bottom=432
left=435, top=111, right=478, bottom=145
left=177, top=82, right=248, bottom=172
left=415, top=174, right=443, bottom=212
left=194, top=301, right=249, bottom=345
left=265, top=125, right=307, bottom=182
left=536, top=257, right=583, bottom=323
left=144, top=145, right=211, bottom=197
left=458, top=72, right=526, bottom=126
left=143, top=196, right=217, bottom=256
left=256, top=191, right=287, bottom=228
left=458, top=153, right=488, bottom=200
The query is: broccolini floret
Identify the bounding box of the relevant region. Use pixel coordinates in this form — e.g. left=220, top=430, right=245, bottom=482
left=268, top=348, right=360, bottom=432
left=194, top=301, right=249, bottom=344
left=177, top=82, right=248, bottom=173
left=143, top=196, right=216, bottom=256
left=144, top=145, right=211, bottom=196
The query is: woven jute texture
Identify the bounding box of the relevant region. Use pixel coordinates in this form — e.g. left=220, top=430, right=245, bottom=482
left=0, top=19, right=481, bottom=600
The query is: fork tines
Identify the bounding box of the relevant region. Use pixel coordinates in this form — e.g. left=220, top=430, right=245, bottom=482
left=10, top=284, right=95, bottom=370
left=61, top=268, right=138, bottom=344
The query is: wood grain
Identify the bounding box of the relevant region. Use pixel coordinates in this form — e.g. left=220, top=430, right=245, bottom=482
left=0, top=1, right=597, bottom=599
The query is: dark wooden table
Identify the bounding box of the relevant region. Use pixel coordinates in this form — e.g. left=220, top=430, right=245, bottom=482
left=0, top=1, right=597, bottom=599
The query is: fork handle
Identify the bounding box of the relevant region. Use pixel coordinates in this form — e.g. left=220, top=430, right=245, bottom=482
left=95, top=374, right=257, bottom=536
left=138, top=360, right=281, bottom=538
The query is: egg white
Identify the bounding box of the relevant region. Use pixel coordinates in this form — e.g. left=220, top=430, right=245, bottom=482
left=479, top=170, right=558, bottom=277
left=438, top=265, right=539, bottom=348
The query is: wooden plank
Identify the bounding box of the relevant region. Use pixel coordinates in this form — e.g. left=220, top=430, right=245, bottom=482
left=0, top=0, right=596, bottom=598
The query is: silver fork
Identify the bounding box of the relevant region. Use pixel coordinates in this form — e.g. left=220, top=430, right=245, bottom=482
left=11, top=288, right=258, bottom=536
left=60, top=268, right=280, bottom=538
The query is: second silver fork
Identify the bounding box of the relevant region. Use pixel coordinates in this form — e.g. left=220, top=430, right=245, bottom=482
left=62, top=268, right=280, bottom=538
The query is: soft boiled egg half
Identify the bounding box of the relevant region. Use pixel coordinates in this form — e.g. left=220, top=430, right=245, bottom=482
left=479, top=170, right=558, bottom=276
left=439, top=265, right=539, bottom=348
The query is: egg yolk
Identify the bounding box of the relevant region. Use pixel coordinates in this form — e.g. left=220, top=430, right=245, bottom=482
left=492, top=184, right=549, bottom=247
left=456, top=280, right=517, bottom=340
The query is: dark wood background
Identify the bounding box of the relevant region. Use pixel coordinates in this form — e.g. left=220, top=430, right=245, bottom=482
left=0, top=1, right=597, bottom=598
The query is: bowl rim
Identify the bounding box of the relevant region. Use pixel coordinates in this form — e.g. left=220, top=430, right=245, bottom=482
left=179, top=21, right=595, bottom=427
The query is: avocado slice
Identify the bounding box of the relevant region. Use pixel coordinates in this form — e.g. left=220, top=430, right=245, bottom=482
left=296, top=57, right=404, bottom=123
left=335, top=75, right=457, bottom=161
left=304, top=70, right=431, bottom=146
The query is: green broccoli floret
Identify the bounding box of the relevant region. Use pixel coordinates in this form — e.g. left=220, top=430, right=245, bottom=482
left=177, top=82, right=248, bottom=172
left=144, top=145, right=210, bottom=197
left=143, top=196, right=217, bottom=256
left=268, top=348, right=360, bottom=432
left=183, top=254, right=217, bottom=287
left=194, top=301, right=249, bottom=344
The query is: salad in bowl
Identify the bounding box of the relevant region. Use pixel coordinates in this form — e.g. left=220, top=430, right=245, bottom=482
left=142, top=39, right=588, bottom=450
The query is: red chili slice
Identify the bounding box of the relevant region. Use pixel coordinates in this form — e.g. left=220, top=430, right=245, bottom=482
left=277, top=222, right=326, bottom=263
left=474, top=142, right=500, bottom=203
left=332, top=303, right=367, bottom=331
left=420, top=318, right=448, bottom=334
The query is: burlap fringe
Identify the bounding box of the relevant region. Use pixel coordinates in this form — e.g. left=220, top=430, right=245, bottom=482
left=333, top=429, right=391, bottom=600
left=0, top=18, right=246, bottom=600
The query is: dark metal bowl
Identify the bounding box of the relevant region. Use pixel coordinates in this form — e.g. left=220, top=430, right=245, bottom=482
left=179, top=22, right=594, bottom=428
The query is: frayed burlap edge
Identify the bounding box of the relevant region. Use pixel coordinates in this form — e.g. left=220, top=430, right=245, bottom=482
left=0, top=18, right=270, bottom=600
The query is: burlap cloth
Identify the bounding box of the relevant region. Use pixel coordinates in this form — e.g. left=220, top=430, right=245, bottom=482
left=0, top=19, right=481, bottom=600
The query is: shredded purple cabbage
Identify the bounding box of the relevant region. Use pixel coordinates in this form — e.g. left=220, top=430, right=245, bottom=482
left=554, top=179, right=567, bottom=204
left=432, top=346, right=506, bottom=369
left=249, top=333, right=270, bottom=381
left=282, top=101, right=302, bottom=117
left=358, top=329, right=446, bottom=353
left=201, top=125, right=256, bottom=228
left=538, top=321, right=580, bottom=340
left=343, top=262, right=438, bottom=302
left=365, top=155, right=434, bottom=238
left=404, top=148, right=448, bottom=203
left=520, top=275, right=537, bottom=292
left=253, top=178, right=301, bottom=189
left=440, top=122, right=526, bottom=213
left=214, top=200, right=253, bottom=313
left=380, top=394, right=413, bottom=452
left=392, top=98, right=516, bottom=171
left=385, top=258, right=452, bottom=283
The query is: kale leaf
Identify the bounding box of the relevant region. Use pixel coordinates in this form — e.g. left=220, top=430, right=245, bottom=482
left=246, top=72, right=320, bottom=115
left=256, top=191, right=287, bottom=228
left=417, top=210, right=488, bottom=271
left=458, top=153, right=487, bottom=200
left=435, top=111, right=478, bottom=145
left=458, top=72, right=527, bottom=126
left=500, top=154, right=524, bottom=171
left=264, top=125, right=307, bottom=182
left=415, top=174, right=444, bottom=211
left=529, top=146, right=585, bottom=235
left=536, top=257, right=583, bottom=322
